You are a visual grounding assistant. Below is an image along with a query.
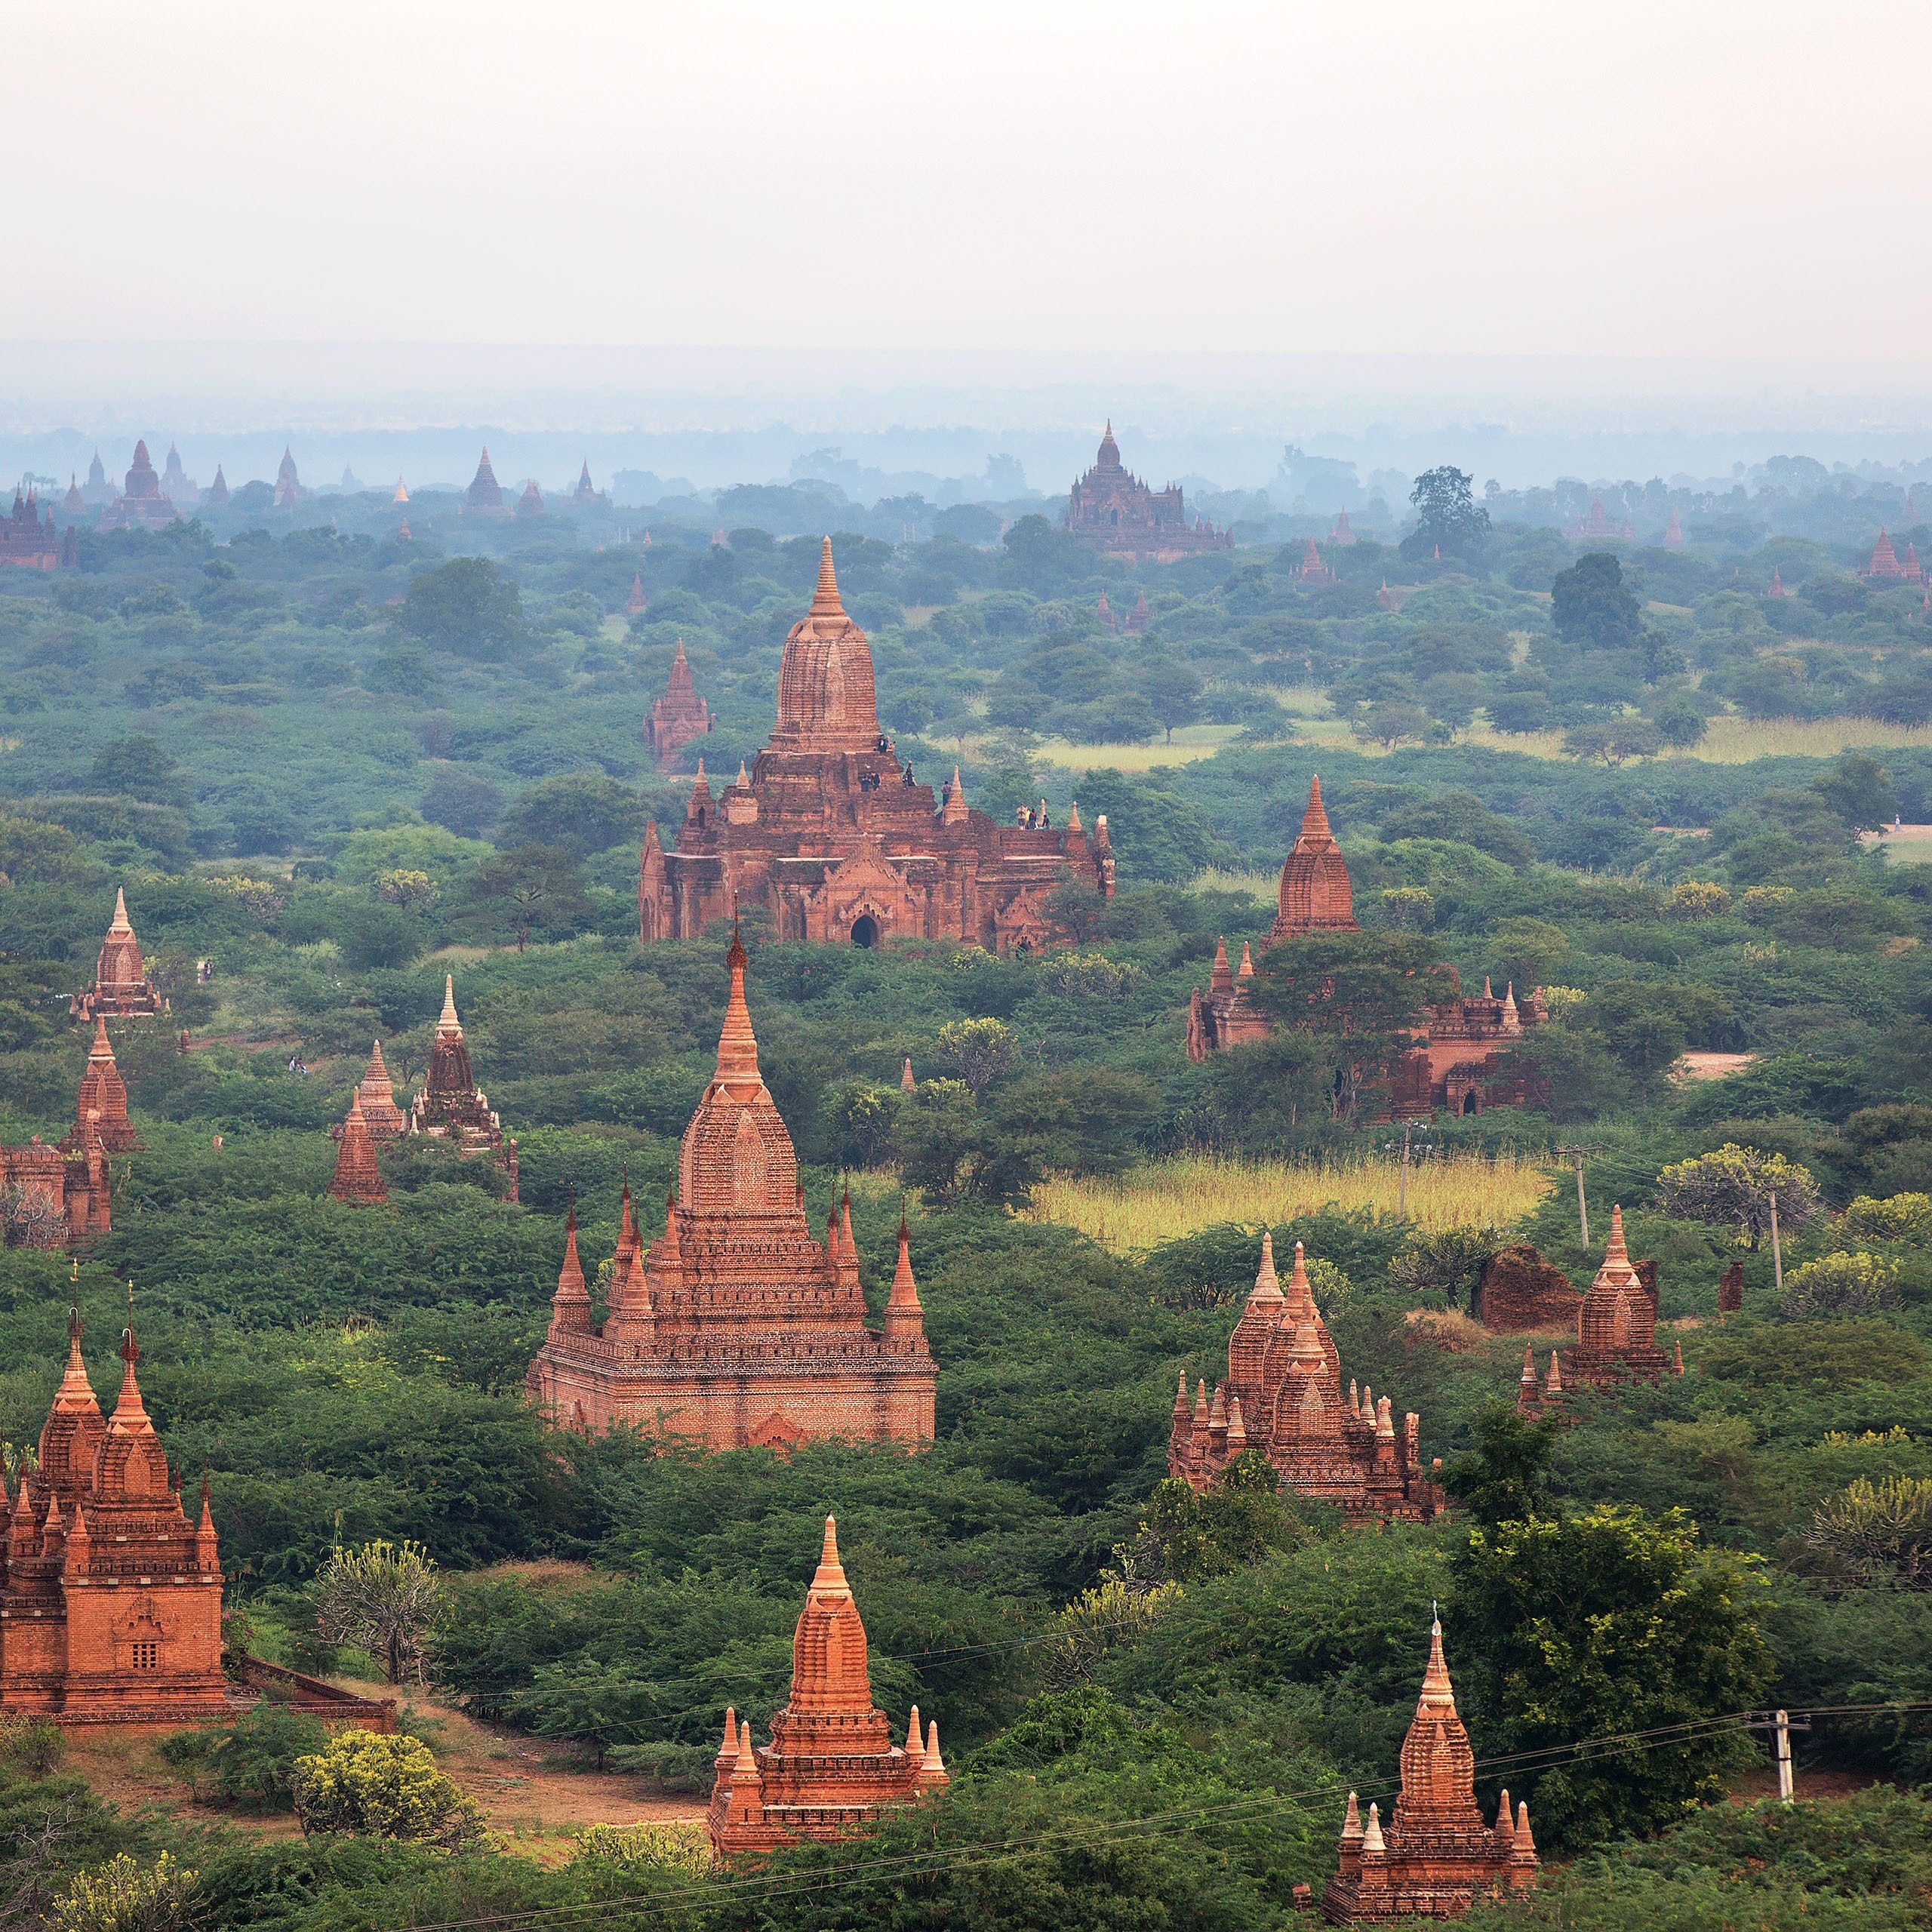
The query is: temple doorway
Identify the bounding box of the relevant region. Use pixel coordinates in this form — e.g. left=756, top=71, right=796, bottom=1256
left=851, top=915, right=880, bottom=949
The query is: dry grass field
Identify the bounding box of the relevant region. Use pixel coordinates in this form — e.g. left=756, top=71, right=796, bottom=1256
left=1026, top=1151, right=1553, bottom=1251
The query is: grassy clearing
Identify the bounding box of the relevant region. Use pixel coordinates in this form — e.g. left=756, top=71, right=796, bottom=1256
left=1192, top=867, right=1281, bottom=903
left=1026, top=1152, right=1554, bottom=1251
left=995, top=724, right=1248, bottom=772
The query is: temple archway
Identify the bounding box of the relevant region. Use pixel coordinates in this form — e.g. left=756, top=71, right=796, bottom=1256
left=851, top=915, right=880, bottom=949
left=1463, top=1091, right=1480, bottom=1115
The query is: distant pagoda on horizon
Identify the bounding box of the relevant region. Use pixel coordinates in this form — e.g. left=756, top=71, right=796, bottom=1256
left=1064, top=421, right=1232, bottom=561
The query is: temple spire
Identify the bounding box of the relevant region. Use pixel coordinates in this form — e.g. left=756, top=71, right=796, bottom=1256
left=811, top=537, right=844, bottom=618
left=438, top=975, right=460, bottom=1033
left=713, top=928, right=762, bottom=1089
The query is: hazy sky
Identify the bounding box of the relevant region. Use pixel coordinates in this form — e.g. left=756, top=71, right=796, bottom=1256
left=10, top=0, right=1928, bottom=364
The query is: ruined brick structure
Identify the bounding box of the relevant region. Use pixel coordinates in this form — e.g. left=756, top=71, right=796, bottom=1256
left=1475, top=1246, right=1580, bottom=1333
left=1718, top=1258, right=1743, bottom=1320
left=1065, top=422, right=1232, bottom=561
left=1187, top=781, right=1545, bottom=1117
left=708, top=1515, right=945, bottom=1857
left=353, top=1041, right=408, bottom=1141
left=0, top=1134, right=108, bottom=1247
left=646, top=640, right=712, bottom=763
left=1564, top=495, right=1633, bottom=544
left=527, top=934, right=937, bottom=1450
left=408, top=979, right=517, bottom=1199
left=0, top=1305, right=227, bottom=1721
left=97, top=443, right=181, bottom=532
left=71, top=891, right=167, bottom=1022
left=638, top=541, right=1113, bottom=951
left=1317, top=1620, right=1537, bottom=1921
left=1518, top=1208, right=1681, bottom=1419
left=328, top=1092, right=387, bottom=1204
left=1169, top=1235, right=1440, bottom=1520
left=0, top=491, right=73, bottom=570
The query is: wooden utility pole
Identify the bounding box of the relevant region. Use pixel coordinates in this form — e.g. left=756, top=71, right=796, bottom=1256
left=1555, top=1145, right=1597, bottom=1248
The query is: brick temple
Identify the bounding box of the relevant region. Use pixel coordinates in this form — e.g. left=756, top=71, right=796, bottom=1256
left=353, top=1041, right=408, bottom=1140
left=646, top=640, right=712, bottom=762
left=97, top=443, right=182, bottom=532
left=1170, top=1235, right=1440, bottom=1520
left=527, top=934, right=937, bottom=1450
left=71, top=891, right=167, bottom=1022
left=0, top=1304, right=227, bottom=1721
left=1187, top=780, right=1546, bottom=1117
left=0, top=491, right=74, bottom=571
left=638, top=541, right=1114, bottom=950
left=1518, top=1207, right=1681, bottom=1419
left=1314, top=1619, right=1537, bottom=1921
left=708, top=1515, right=946, bottom=1857
left=463, top=448, right=511, bottom=520
left=1065, top=422, right=1232, bottom=561
left=1863, top=529, right=1925, bottom=583
left=408, top=979, right=517, bottom=1198
left=68, top=1018, right=136, bottom=1156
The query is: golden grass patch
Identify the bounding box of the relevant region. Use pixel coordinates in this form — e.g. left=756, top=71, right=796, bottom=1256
left=1026, top=1152, right=1553, bottom=1251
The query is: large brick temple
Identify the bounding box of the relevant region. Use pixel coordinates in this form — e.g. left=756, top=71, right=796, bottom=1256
left=1170, top=1234, right=1440, bottom=1520
left=709, top=1515, right=946, bottom=1857
left=0, top=490, right=74, bottom=571
left=637, top=540, right=1114, bottom=951
left=0, top=1305, right=227, bottom=1721
left=645, top=640, right=712, bottom=763
left=1316, top=1618, right=1537, bottom=1921
left=1187, top=779, right=1546, bottom=1117
left=526, top=933, right=937, bottom=1449
left=1065, top=421, right=1232, bottom=561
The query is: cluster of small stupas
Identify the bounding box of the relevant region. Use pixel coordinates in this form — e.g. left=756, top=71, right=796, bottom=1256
left=0, top=1302, right=227, bottom=1720
left=1518, top=1207, right=1682, bottom=1420
left=0, top=488, right=75, bottom=570
left=528, top=933, right=935, bottom=1448
left=1094, top=589, right=1152, bottom=635
left=638, top=540, right=1114, bottom=951
left=709, top=1515, right=946, bottom=1857
left=1188, top=780, right=1545, bottom=1118
left=1862, top=528, right=1926, bottom=583
left=1170, top=1235, right=1440, bottom=1520
left=1064, top=423, right=1232, bottom=560
left=645, top=640, right=712, bottom=761
left=1309, top=1617, right=1537, bottom=1922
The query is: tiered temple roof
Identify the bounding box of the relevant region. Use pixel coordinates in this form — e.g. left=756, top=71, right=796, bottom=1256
left=67, top=1018, right=135, bottom=1155
left=463, top=448, right=510, bottom=518
left=1566, top=495, right=1633, bottom=544
left=0, top=490, right=69, bottom=571
left=71, top=891, right=167, bottom=1022
left=1065, top=423, right=1232, bottom=561
left=1298, top=537, right=1334, bottom=583
left=204, top=466, right=229, bottom=510
left=0, top=1302, right=226, bottom=1720
left=638, top=541, right=1112, bottom=950
left=571, top=461, right=605, bottom=506
left=408, top=978, right=517, bottom=1198
left=708, top=1515, right=945, bottom=1856
left=1863, top=528, right=1925, bottom=582
left=329, top=1092, right=387, bottom=1205
left=1319, top=1619, right=1536, bottom=1921
left=1272, top=776, right=1358, bottom=942
left=646, top=640, right=712, bottom=762
left=528, top=934, right=937, bottom=1449
left=1170, top=1235, right=1440, bottom=1520
left=355, top=1041, right=408, bottom=1140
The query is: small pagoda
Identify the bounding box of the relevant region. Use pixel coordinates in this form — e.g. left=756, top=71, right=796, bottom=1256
left=71, top=891, right=167, bottom=1022
left=1518, top=1207, right=1678, bottom=1419
left=0, top=1302, right=227, bottom=1720
left=328, top=1093, right=387, bottom=1205
left=462, top=448, right=511, bottom=520
left=353, top=1041, right=408, bottom=1140
left=66, top=1018, right=136, bottom=1155
left=708, top=1516, right=946, bottom=1857
left=1169, top=1235, right=1440, bottom=1521
left=646, top=640, right=712, bottom=762
left=97, top=443, right=181, bottom=531
left=408, top=978, right=517, bottom=1198
left=1316, top=1619, right=1537, bottom=1921
left=272, top=448, right=303, bottom=510
left=526, top=934, right=936, bottom=1449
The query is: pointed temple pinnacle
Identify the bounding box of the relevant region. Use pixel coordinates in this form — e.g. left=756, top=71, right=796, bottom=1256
left=1301, top=774, right=1332, bottom=840
left=439, top=974, right=460, bottom=1032
left=1418, top=1614, right=1456, bottom=1711
left=811, top=537, right=844, bottom=617
left=1251, top=1231, right=1283, bottom=1303
left=91, top=1014, right=112, bottom=1060
left=110, top=887, right=132, bottom=933
left=715, top=928, right=761, bottom=1087
left=812, top=1514, right=851, bottom=1596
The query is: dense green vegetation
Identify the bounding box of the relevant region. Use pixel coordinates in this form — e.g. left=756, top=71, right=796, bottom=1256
left=0, top=496, right=1927, bottom=1927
